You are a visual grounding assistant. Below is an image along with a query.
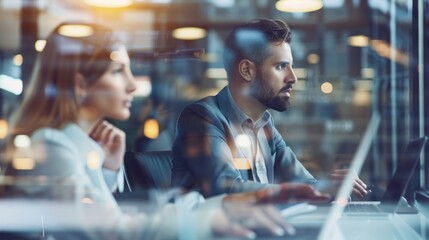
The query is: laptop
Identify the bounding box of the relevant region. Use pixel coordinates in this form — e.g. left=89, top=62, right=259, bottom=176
left=280, top=113, right=427, bottom=240
left=319, top=112, right=428, bottom=240
left=343, top=136, right=428, bottom=215
left=273, top=113, right=382, bottom=240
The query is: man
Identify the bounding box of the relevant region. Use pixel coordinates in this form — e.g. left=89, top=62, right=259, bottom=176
left=172, top=18, right=367, bottom=198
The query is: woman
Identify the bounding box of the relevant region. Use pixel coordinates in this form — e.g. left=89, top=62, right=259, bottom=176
left=4, top=21, right=166, bottom=239
left=6, top=22, right=133, bottom=201
left=3, top=21, right=326, bottom=239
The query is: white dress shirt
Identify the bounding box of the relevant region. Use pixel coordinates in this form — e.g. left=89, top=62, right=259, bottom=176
left=9, top=123, right=219, bottom=240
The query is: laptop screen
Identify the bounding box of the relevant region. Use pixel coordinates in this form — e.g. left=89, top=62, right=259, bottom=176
left=317, top=111, right=427, bottom=239
left=381, top=136, right=428, bottom=205
left=318, top=112, right=381, bottom=240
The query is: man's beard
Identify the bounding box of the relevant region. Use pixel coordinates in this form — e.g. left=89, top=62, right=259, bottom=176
left=250, top=70, right=290, bottom=112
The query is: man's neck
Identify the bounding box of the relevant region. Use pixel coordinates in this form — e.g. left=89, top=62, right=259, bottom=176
left=228, top=85, right=266, bottom=122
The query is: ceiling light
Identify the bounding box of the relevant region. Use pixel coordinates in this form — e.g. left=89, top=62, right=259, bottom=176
left=276, top=0, right=323, bottom=13
left=58, top=24, right=94, bottom=38
left=84, top=0, right=133, bottom=8
left=348, top=35, right=369, bottom=47
left=172, top=27, right=207, bottom=40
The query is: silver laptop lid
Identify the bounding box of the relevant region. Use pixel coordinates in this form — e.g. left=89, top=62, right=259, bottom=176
left=318, top=112, right=381, bottom=240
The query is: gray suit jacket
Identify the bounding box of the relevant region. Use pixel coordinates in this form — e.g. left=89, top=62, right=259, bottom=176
left=172, top=87, right=316, bottom=198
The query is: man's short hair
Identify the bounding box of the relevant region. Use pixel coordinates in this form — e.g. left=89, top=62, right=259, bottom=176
left=223, top=18, right=292, bottom=80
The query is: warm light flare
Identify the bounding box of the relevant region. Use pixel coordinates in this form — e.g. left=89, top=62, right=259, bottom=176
left=110, top=51, right=121, bottom=61
left=14, top=135, right=31, bottom=148
left=206, top=68, right=227, bottom=79
left=81, top=197, right=94, bottom=204
left=87, top=151, right=101, bottom=170
left=0, top=119, right=8, bottom=139
left=35, top=40, right=46, bottom=52
left=235, top=134, right=251, bottom=148
left=13, top=54, right=23, bottom=66
left=321, top=82, right=333, bottom=94
left=134, top=76, right=152, bottom=97
left=336, top=196, right=349, bottom=207
left=307, top=53, right=319, bottom=64
left=370, top=39, right=409, bottom=65
left=231, top=158, right=251, bottom=170
left=12, top=157, right=35, bottom=170
left=353, top=91, right=371, bottom=106
left=144, top=119, right=159, bottom=139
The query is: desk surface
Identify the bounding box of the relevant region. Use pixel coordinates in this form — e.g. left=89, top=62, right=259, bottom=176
left=276, top=204, right=429, bottom=240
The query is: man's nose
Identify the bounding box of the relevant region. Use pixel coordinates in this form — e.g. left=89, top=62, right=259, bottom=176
left=286, top=68, right=298, bottom=84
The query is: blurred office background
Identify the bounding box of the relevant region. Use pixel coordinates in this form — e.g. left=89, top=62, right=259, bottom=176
left=0, top=0, right=428, bottom=199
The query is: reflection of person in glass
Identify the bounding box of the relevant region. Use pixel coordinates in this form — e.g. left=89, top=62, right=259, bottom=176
left=3, top=21, right=328, bottom=239
left=172, top=18, right=368, bottom=199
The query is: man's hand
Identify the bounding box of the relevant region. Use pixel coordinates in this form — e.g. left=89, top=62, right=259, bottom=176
left=214, top=183, right=330, bottom=238
left=330, top=169, right=368, bottom=199
left=89, top=120, right=125, bottom=171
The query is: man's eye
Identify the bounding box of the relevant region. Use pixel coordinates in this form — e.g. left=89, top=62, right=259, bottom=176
left=276, top=63, right=287, bottom=70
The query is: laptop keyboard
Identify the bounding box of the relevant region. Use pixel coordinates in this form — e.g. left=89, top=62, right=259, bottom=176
left=344, top=203, right=384, bottom=213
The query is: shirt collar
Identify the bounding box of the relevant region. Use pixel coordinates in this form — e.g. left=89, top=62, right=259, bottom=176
left=218, top=86, right=272, bottom=129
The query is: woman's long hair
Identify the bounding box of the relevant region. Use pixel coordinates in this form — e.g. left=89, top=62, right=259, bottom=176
left=3, top=22, right=121, bottom=162
left=10, top=22, right=119, bottom=137
left=0, top=22, right=123, bottom=194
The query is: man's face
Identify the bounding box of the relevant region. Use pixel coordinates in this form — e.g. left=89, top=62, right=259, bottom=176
left=250, top=42, right=297, bottom=112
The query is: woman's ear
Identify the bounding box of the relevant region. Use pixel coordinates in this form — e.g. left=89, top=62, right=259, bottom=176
left=74, top=72, right=87, bottom=103
left=237, top=59, right=257, bottom=82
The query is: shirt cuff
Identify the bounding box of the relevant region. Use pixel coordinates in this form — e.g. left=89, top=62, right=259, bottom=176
left=102, top=168, right=124, bottom=192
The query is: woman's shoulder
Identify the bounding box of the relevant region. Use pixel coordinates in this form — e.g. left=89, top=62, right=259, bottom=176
left=32, top=127, right=70, bottom=144
left=32, top=127, right=64, bottom=138
left=30, top=124, right=78, bottom=152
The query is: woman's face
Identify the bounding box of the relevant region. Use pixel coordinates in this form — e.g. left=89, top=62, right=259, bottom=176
left=82, top=46, right=137, bottom=121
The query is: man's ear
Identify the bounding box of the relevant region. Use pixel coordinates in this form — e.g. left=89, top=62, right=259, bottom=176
left=74, top=72, right=87, bottom=103
left=237, top=59, right=257, bottom=82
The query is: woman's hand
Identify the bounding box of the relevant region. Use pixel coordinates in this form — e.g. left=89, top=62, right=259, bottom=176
left=89, top=120, right=125, bottom=171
